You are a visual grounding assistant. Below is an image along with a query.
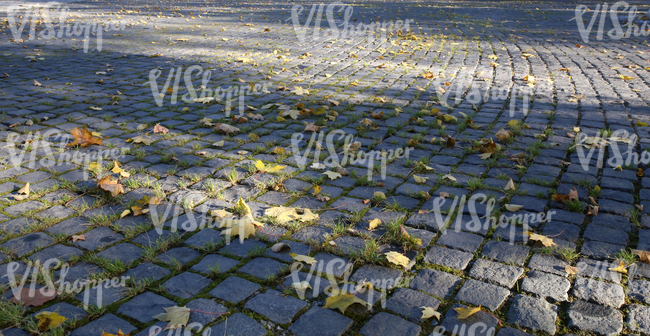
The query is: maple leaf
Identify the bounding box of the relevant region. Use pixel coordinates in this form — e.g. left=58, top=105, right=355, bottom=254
left=153, top=306, right=190, bottom=330
left=280, top=110, right=300, bottom=120
left=126, top=135, right=153, bottom=145
left=97, top=175, right=124, bottom=197
left=289, top=253, right=317, bottom=265
left=35, top=311, right=67, bottom=331
left=367, top=218, right=382, bottom=231
left=633, top=249, right=650, bottom=264
left=214, top=123, right=240, bottom=135
left=323, top=171, right=342, bottom=180
left=254, top=160, right=286, bottom=173
left=528, top=232, right=557, bottom=247
left=322, top=291, right=368, bottom=313
left=385, top=251, right=410, bottom=268
left=420, top=307, right=441, bottom=320
left=111, top=160, right=130, bottom=178
left=220, top=214, right=259, bottom=243
left=609, top=261, right=628, bottom=274
left=454, top=306, right=482, bottom=319
left=265, top=207, right=319, bottom=224
left=153, top=123, right=169, bottom=134
left=13, top=182, right=30, bottom=201
left=10, top=287, right=56, bottom=306
left=67, top=126, right=103, bottom=147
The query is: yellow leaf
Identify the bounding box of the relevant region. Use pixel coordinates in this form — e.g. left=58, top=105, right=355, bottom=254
left=119, top=209, right=131, bottom=218
left=312, top=185, right=321, bottom=196
left=608, top=261, right=628, bottom=274
left=614, top=165, right=623, bottom=171
left=254, top=160, right=286, bottom=173
left=36, top=311, right=67, bottom=331
left=478, top=152, right=492, bottom=160
left=323, top=291, right=368, bottom=313
left=101, top=330, right=130, bottom=336
left=153, top=306, right=190, bottom=330
left=495, top=128, right=513, bottom=141
left=97, top=176, right=124, bottom=197
left=373, top=191, right=387, bottom=200
left=385, top=251, right=410, bottom=268
left=507, top=120, right=519, bottom=128
left=413, top=175, right=428, bottom=184
left=128, top=135, right=153, bottom=145
left=442, top=174, right=456, bottom=182
left=272, top=147, right=286, bottom=155
left=528, top=232, right=557, bottom=247
left=289, top=253, right=317, bottom=265
left=367, top=218, right=382, bottom=231
left=265, top=207, right=319, bottom=224
left=291, top=281, right=312, bottom=291
left=504, top=179, right=516, bottom=191
left=454, top=305, right=482, bottom=319
left=637, top=121, right=648, bottom=127
left=220, top=214, right=259, bottom=243
left=111, top=160, right=130, bottom=178
left=565, top=265, right=579, bottom=275
left=248, top=133, right=260, bottom=141
left=573, top=126, right=581, bottom=133
left=420, top=306, right=441, bottom=320
left=619, top=74, right=635, bottom=80
left=131, top=205, right=148, bottom=216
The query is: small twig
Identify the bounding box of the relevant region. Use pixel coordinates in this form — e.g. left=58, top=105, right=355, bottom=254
left=65, top=192, right=87, bottom=207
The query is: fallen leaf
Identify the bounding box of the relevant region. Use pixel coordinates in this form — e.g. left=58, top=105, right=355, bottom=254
left=633, top=249, right=650, bottom=264
left=373, top=191, right=386, bottom=200
left=413, top=175, right=428, bottom=184
left=505, top=204, right=523, bottom=212
left=504, top=179, right=516, bottom=191
left=495, top=128, right=513, bottom=141
left=420, top=307, right=441, bottom=320
left=67, top=126, right=103, bottom=147
left=13, top=182, right=30, bottom=201
left=120, top=209, right=131, bottom=218
left=71, top=235, right=86, bottom=242
left=265, top=207, right=319, bottom=224
left=439, top=192, right=450, bottom=199
left=214, top=123, right=240, bottom=135
left=619, top=74, right=635, bottom=80
left=35, top=311, right=67, bottom=331
left=220, top=214, right=260, bottom=243
left=111, top=160, right=130, bottom=178
left=271, top=242, right=290, bottom=253
left=153, top=123, right=169, bottom=134
left=442, top=174, right=456, bottom=182
left=454, top=306, right=482, bottom=319
left=323, top=290, right=368, bottom=313
left=367, top=219, right=382, bottom=231
left=565, top=265, right=579, bottom=275
left=323, top=171, right=342, bottom=180
left=304, top=123, right=320, bottom=132
left=254, top=160, right=286, bottom=173
left=290, top=253, right=317, bottom=265
left=10, top=287, right=56, bottom=306
left=385, top=251, right=410, bottom=268
left=97, top=175, right=124, bottom=197
left=127, top=135, right=153, bottom=146
left=528, top=232, right=557, bottom=247
left=153, top=306, right=191, bottom=330
left=291, top=281, right=312, bottom=291
left=101, top=331, right=130, bottom=336
left=609, top=261, right=628, bottom=274
left=637, top=168, right=645, bottom=177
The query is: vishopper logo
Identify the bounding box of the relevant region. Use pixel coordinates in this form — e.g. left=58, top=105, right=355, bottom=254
left=148, top=65, right=270, bottom=113
left=5, top=2, right=123, bottom=52
left=435, top=79, right=533, bottom=117
left=574, top=1, right=649, bottom=43
left=4, top=259, right=129, bottom=310
left=432, top=322, right=496, bottom=336
left=289, top=1, right=413, bottom=44
left=573, top=129, right=649, bottom=171
left=290, top=130, right=414, bottom=181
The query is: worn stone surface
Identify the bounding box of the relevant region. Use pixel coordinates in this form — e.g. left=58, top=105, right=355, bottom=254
left=521, top=271, right=570, bottom=302
left=506, top=294, right=557, bottom=335
left=567, top=300, right=623, bottom=336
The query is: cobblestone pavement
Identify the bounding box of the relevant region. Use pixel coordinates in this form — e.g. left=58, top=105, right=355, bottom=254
left=1, top=0, right=650, bottom=335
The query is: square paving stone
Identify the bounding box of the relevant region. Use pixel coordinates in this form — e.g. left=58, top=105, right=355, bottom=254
left=409, top=268, right=462, bottom=299
left=423, top=245, right=474, bottom=270
left=158, top=247, right=201, bottom=266
left=542, top=221, right=581, bottom=242
left=332, top=235, right=368, bottom=255
left=481, top=240, right=530, bottom=266
left=582, top=241, right=623, bottom=260
left=572, top=277, right=625, bottom=308
left=507, top=294, right=557, bottom=335
left=190, top=254, right=240, bottom=275
left=244, top=289, right=307, bottom=324
left=385, top=288, right=440, bottom=322
left=583, top=223, right=629, bottom=246
left=575, top=258, right=622, bottom=283
left=567, top=300, right=623, bottom=336
left=184, top=228, right=222, bottom=248
left=75, top=283, right=128, bottom=308
left=1, top=232, right=54, bottom=257
left=45, top=217, right=89, bottom=235
left=55, top=262, right=102, bottom=284
left=627, top=304, right=650, bottom=334
left=312, top=253, right=353, bottom=278
left=350, top=264, right=402, bottom=289
left=123, top=262, right=171, bottom=283
left=359, top=312, right=421, bottom=336
left=116, top=292, right=177, bottom=323
left=4, top=200, right=45, bottom=216
left=162, top=272, right=211, bottom=299
left=454, top=279, right=510, bottom=311
left=629, top=279, right=650, bottom=304
left=238, top=257, right=286, bottom=280
left=329, top=196, right=370, bottom=213
left=0, top=217, right=40, bottom=234
left=219, top=239, right=267, bottom=258
left=35, top=205, right=76, bottom=220
left=94, top=243, right=143, bottom=264
left=209, top=276, right=261, bottom=303
left=132, top=229, right=176, bottom=247
left=469, top=259, right=524, bottom=288
left=69, top=313, right=136, bottom=336
left=439, top=303, right=499, bottom=336
left=74, top=227, right=124, bottom=250
left=289, top=306, right=354, bottom=336
left=292, top=225, right=333, bottom=245
left=35, top=302, right=87, bottom=321
left=521, top=271, right=570, bottom=302
left=436, top=230, right=483, bottom=253
left=528, top=254, right=570, bottom=277
left=28, top=244, right=83, bottom=263
left=206, top=312, right=267, bottom=336
left=186, top=298, right=228, bottom=325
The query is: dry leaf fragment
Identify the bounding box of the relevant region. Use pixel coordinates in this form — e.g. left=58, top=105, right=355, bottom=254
left=420, top=307, right=441, bottom=320
left=323, top=291, right=368, bottom=313
left=71, top=235, right=86, bottom=242
left=97, top=176, right=124, bottom=197
left=291, top=281, right=312, bottom=292
left=111, top=160, right=130, bottom=178
left=632, top=249, right=650, bottom=264
left=385, top=251, right=410, bottom=268
left=153, top=123, right=169, bottom=134
left=214, top=123, right=240, bottom=135
left=367, top=219, right=382, bottom=231
left=362, top=199, right=371, bottom=204
left=271, top=242, right=290, bottom=253
left=265, top=207, right=319, bottom=224
left=413, top=175, right=428, bottom=184
left=454, top=306, right=482, bottom=319
left=442, top=174, right=456, bottom=182
left=68, top=126, right=103, bottom=147
left=609, top=261, right=628, bottom=274
left=153, top=306, right=191, bottom=330
left=254, top=160, right=286, bottom=173
left=505, top=204, right=523, bottom=212
left=323, top=171, right=342, bottom=180
left=289, top=253, right=317, bottom=265
left=34, top=79, right=42, bottom=86
left=127, top=135, right=153, bottom=146
left=528, top=232, right=557, bottom=247
left=504, top=179, right=516, bottom=191
left=101, top=330, right=130, bottom=336
left=495, top=128, right=513, bottom=141
left=565, top=265, right=579, bottom=275
left=439, top=191, right=450, bottom=199
left=13, top=182, right=30, bottom=201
